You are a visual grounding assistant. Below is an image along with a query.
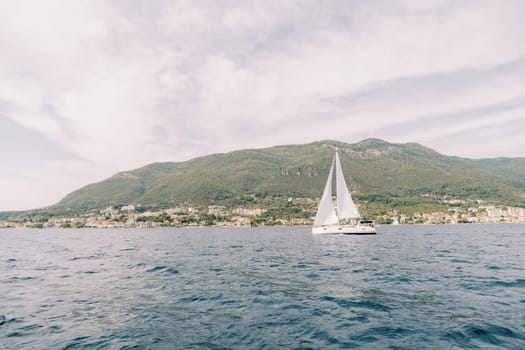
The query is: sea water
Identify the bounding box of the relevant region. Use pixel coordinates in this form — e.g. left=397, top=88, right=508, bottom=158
left=1, top=225, right=524, bottom=349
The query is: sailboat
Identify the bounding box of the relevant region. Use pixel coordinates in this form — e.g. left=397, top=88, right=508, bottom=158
left=312, top=150, right=376, bottom=234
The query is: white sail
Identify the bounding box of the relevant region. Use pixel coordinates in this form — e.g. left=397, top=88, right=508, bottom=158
left=335, top=151, right=361, bottom=219
left=313, top=156, right=338, bottom=226
left=312, top=149, right=375, bottom=234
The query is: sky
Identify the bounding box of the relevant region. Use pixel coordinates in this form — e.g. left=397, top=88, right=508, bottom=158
left=1, top=0, right=525, bottom=211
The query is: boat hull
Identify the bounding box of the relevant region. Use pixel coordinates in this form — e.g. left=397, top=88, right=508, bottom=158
left=312, top=225, right=376, bottom=235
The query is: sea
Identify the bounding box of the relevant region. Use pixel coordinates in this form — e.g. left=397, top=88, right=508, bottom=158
left=1, top=225, right=524, bottom=349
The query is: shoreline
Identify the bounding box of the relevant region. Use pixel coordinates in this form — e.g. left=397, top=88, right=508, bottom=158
left=2, top=222, right=525, bottom=230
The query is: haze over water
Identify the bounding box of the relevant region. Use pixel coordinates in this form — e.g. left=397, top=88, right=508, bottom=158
left=1, top=225, right=524, bottom=349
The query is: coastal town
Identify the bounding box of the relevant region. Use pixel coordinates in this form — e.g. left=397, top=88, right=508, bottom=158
left=1, top=200, right=525, bottom=229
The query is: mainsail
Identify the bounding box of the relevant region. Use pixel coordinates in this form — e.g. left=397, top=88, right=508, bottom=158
left=313, top=156, right=338, bottom=226
left=314, top=150, right=361, bottom=227
left=335, top=152, right=361, bottom=219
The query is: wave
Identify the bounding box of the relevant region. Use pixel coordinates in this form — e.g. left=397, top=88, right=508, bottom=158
left=146, top=265, right=179, bottom=274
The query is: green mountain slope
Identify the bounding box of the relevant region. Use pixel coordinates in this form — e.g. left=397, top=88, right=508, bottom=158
left=49, top=139, right=525, bottom=216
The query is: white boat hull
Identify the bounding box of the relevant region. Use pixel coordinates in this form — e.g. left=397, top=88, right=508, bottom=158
left=312, top=225, right=376, bottom=235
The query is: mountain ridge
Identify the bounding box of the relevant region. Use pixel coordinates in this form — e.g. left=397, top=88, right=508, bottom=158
left=52, top=139, right=525, bottom=213
left=2, top=139, right=525, bottom=219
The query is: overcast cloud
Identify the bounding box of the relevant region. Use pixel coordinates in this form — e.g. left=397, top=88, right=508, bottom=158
left=1, top=0, right=524, bottom=210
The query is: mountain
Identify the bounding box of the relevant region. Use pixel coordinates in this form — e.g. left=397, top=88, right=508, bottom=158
left=44, top=139, right=525, bottom=217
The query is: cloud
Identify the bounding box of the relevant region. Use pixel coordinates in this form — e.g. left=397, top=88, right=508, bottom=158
left=0, top=0, right=524, bottom=210
left=0, top=115, right=76, bottom=171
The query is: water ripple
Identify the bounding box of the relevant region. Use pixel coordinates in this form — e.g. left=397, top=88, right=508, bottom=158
left=320, top=296, right=392, bottom=312
left=146, top=265, right=179, bottom=274
left=1, top=225, right=524, bottom=349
